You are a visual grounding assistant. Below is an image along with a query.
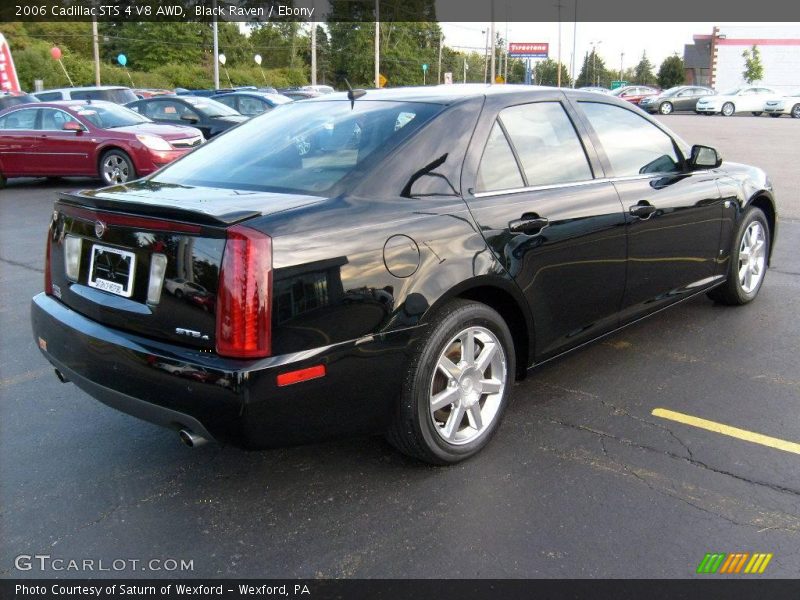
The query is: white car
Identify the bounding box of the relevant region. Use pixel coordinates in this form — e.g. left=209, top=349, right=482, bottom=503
left=163, top=278, right=207, bottom=298
left=763, top=93, right=800, bottom=119
left=695, top=86, right=778, bottom=116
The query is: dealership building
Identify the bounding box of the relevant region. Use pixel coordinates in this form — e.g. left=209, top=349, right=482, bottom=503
left=684, top=25, right=800, bottom=93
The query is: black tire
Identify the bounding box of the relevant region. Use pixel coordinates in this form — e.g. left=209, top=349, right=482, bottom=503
left=769, top=113, right=781, bottom=118
left=707, top=207, right=770, bottom=305
left=174, top=289, right=184, bottom=299
left=721, top=102, right=735, bottom=117
left=751, top=111, right=763, bottom=117
left=0, top=173, right=6, bottom=189
left=791, top=104, right=800, bottom=119
left=659, top=101, right=673, bottom=115
left=386, top=299, right=516, bottom=465
left=99, top=149, right=135, bottom=186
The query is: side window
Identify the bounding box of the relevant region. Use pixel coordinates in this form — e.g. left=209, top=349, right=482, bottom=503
left=148, top=100, right=194, bottom=120
left=0, top=108, right=38, bottom=129
left=499, top=102, right=592, bottom=186
left=127, top=103, right=142, bottom=113
left=215, top=96, right=237, bottom=110
left=580, top=102, right=681, bottom=176
left=239, top=96, right=266, bottom=116
left=39, top=109, right=79, bottom=130
left=35, top=92, right=61, bottom=101
left=475, top=121, right=524, bottom=192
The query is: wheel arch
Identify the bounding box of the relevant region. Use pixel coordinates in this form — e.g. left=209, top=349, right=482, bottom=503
left=421, top=276, right=534, bottom=380
left=748, top=193, right=777, bottom=264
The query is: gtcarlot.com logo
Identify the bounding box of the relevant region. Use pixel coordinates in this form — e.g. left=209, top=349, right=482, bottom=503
left=697, top=552, right=773, bottom=574
left=14, top=554, right=194, bottom=572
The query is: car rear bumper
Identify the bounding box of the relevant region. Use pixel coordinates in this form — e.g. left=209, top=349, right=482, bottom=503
left=31, top=293, right=414, bottom=448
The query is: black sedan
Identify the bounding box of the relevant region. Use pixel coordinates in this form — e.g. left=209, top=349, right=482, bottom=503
left=32, top=86, right=776, bottom=464
left=212, top=91, right=292, bottom=117
left=639, top=85, right=716, bottom=115
left=125, top=96, right=247, bottom=139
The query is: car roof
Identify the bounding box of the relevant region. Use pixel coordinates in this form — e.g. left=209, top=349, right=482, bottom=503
left=36, top=86, right=131, bottom=93
left=298, top=84, right=639, bottom=105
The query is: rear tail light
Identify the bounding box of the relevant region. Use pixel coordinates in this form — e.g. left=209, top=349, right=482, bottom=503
left=44, top=228, right=53, bottom=295
left=63, top=235, right=82, bottom=281
left=216, top=225, right=272, bottom=359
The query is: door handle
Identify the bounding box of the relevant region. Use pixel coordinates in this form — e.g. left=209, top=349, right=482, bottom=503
left=509, top=215, right=549, bottom=234
left=630, top=201, right=657, bottom=219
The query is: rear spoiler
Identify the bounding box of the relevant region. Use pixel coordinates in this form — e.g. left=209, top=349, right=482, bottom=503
left=58, top=190, right=261, bottom=227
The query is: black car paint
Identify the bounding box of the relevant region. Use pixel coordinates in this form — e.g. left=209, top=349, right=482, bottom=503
left=124, top=97, right=247, bottom=139
left=31, top=87, right=776, bottom=449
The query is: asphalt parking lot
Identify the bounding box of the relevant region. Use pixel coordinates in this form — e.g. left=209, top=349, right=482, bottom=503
left=1, top=113, right=798, bottom=579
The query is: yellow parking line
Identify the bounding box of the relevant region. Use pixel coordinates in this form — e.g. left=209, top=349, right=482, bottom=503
left=652, top=408, right=800, bottom=455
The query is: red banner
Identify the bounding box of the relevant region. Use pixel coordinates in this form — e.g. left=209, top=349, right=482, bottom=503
left=0, top=34, right=22, bottom=93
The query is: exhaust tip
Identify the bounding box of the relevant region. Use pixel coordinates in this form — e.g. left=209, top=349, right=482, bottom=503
left=179, top=429, right=208, bottom=448
left=54, top=369, right=69, bottom=384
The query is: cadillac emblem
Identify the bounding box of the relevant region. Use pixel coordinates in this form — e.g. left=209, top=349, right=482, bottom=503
left=95, top=220, right=107, bottom=238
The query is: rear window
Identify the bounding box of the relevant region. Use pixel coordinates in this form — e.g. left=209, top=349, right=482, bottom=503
left=152, top=100, right=443, bottom=195
left=70, top=88, right=138, bottom=104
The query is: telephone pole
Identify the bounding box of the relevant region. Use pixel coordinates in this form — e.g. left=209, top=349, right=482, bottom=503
left=310, top=1, right=317, bottom=86
left=374, top=0, right=380, bottom=89
left=437, top=32, right=443, bottom=84
left=556, top=1, right=563, bottom=87
left=92, top=16, right=100, bottom=86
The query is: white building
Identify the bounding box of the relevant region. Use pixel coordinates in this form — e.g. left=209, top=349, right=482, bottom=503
left=685, top=25, right=800, bottom=93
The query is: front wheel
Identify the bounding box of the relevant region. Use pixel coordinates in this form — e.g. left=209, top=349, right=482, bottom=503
left=751, top=111, right=763, bottom=117
left=707, top=207, right=770, bottom=305
left=0, top=172, right=6, bottom=189
left=721, top=102, right=735, bottom=117
left=386, top=300, right=515, bottom=464
left=659, top=101, right=674, bottom=115
left=791, top=104, right=800, bottom=119
left=99, top=149, right=135, bottom=186
left=769, top=113, right=781, bottom=118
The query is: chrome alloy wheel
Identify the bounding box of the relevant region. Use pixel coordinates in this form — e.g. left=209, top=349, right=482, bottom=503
left=429, top=326, right=507, bottom=445
left=739, top=221, right=767, bottom=294
left=102, top=154, right=130, bottom=184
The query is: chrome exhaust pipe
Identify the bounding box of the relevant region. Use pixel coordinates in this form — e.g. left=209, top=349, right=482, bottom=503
left=54, top=369, right=69, bottom=383
left=179, top=429, right=208, bottom=448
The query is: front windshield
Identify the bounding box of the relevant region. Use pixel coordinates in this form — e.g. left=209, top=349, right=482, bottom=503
left=181, top=97, right=241, bottom=117
left=151, top=100, right=443, bottom=195
left=73, top=103, right=151, bottom=128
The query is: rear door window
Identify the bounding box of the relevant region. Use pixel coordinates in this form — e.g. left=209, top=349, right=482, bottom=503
left=0, top=108, right=39, bottom=129
left=239, top=96, right=267, bottom=115
left=499, top=102, right=592, bottom=186
left=475, top=121, right=524, bottom=192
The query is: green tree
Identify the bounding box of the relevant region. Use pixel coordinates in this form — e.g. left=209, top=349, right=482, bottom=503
left=633, top=52, right=655, bottom=85
left=577, top=50, right=610, bottom=87
left=534, top=58, right=570, bottom=86
left=657, top=55, right=684, bottom=89
left=742, top=45, right=764, bottom=84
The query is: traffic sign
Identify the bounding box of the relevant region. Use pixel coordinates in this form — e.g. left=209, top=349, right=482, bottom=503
left=495, top=75, right=505, bottom=84
left=422, top=63, right=429, bottom=72
left=444, top=72, right=453, bottom=85
left=379, top=73, right=388, bottom=88
left=611, top=80, right=627, bottom=89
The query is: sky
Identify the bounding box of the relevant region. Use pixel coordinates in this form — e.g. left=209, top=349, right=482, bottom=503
left=439, top=22, right=718, bottom=78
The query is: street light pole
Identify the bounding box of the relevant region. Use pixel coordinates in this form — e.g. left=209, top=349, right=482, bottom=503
left=374, top=0, right=380, bottom=89
left=590, top=40, right=602, bottom=86
left=489, top=20, right=496, bottom=84
left=91, top=16, right=101, bottom=86
left=310, top=0, right=317, bottom=86
left=619, top=51, right=624, bottom=81
left=212, top=0, right=219, bottom=90
left=556, top=1, right=563, bottom=87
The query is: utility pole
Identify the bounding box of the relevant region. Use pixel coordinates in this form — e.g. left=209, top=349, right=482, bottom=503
left=91, top=16, right=100, bottom=86
left=556, top=1, right=563, bottom=87
left=571, top=0, right=577, bottom=87
left=463, top=58, right=468, bottom=83
left=619, top=52, right=624, bottom=81
left=212, top=0, right=219, bottom=90
left=504, top=18, right=509, bottom=82
left=590, top=40, right=602, bottom=86
left=437, top=32, right=443, bottom=84
left=489, top=15, right=495, bottom=84
left=374, top=0, right=380, bottom=89
left=310, top=1, right=317, bottom=86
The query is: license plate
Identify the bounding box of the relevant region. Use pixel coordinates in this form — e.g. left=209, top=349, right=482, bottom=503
left=88, top=244, right=136, bottom=298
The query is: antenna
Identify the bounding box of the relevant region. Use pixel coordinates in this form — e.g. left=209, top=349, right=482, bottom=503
left=344, top=78, right=366, bottom=109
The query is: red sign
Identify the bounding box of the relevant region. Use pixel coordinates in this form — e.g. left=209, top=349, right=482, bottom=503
left=508, top=42, right=549, bottom=58
left=0, top=34, right=21, bottom=93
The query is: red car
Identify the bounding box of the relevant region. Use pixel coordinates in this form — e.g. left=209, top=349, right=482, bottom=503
left=0, top=100, right=203, bottom=187
left=610, top=85, right=660, bottom=105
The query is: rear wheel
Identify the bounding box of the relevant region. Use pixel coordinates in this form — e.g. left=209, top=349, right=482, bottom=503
left=791, top=104, right=800, bottom=119
left=751, top=111, right=763, bottom=117
left=721, top=102, right=735, bottom=117
left=707, top=207, right=770, bottom=305
left=659, top=101, right=674, bottom=115
left=99, top=149, right=135, bottom=186
left=0, top=172, right=5, bottom=189
left=386, top=300, right=515, bottom=464
left=769, top=113, right=781, bottom=118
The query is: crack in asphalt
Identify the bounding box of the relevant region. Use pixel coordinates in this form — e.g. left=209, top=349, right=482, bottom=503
left=0, top=254, right=43, bottom=274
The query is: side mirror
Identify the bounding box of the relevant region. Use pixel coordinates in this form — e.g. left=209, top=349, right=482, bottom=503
left=180, top=114, right=199, bottom=123
left=689, top=145, right=722, bottom=169
left=62, top=121, right=83, bottom=132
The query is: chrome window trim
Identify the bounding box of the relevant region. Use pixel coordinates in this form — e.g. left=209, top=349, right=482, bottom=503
left=0, top=106, right=41, bottom=131
left=471, top=173, right=655, bottom=198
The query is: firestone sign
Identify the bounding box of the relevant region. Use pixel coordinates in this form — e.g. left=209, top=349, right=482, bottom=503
left=508, top=43, right=549, bottom=59
left=0, top=33, right=21, bottom=93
